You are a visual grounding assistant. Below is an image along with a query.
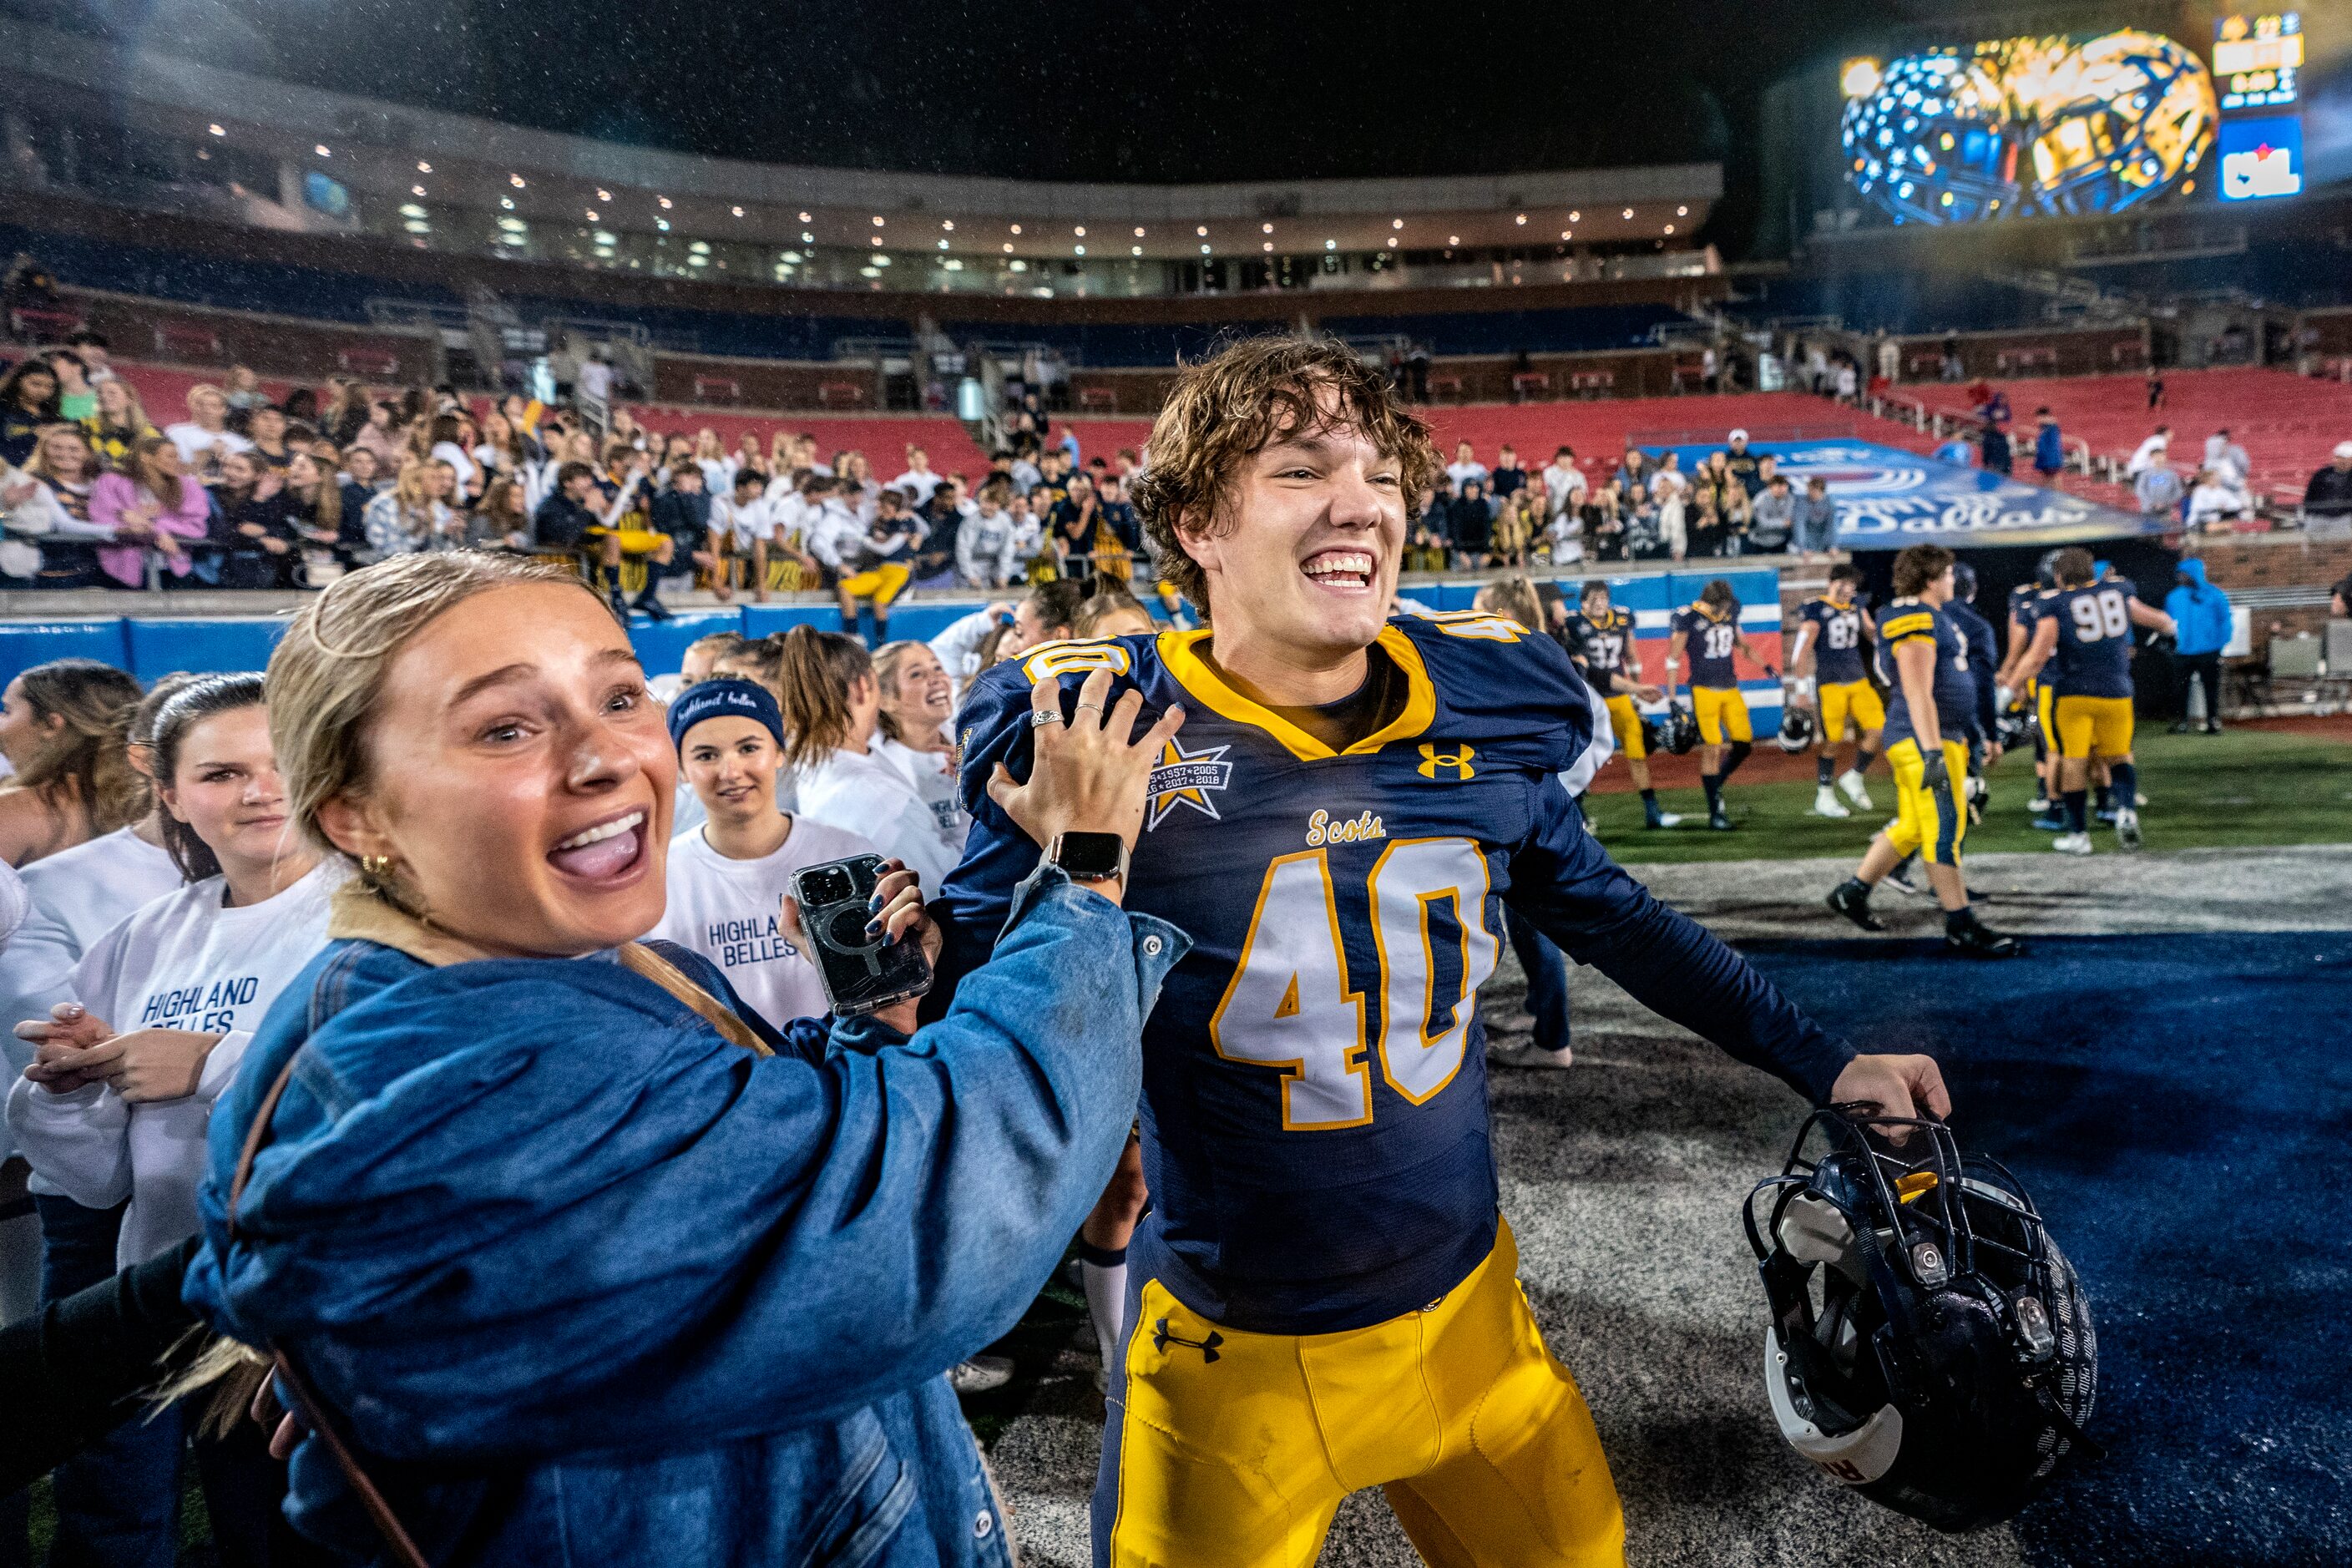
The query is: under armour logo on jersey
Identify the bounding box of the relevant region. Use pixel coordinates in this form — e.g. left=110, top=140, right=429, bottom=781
left=1416, top=743, right=1477, bottom=780
left=1151, top=1317, right=1224, bottom=1363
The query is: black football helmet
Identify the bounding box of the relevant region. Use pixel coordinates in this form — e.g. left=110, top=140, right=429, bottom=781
left=1776, top=705, right=1817, bottom=754
left=1744, top=1109, right=2100, bottom=1534
left=1661, top=701, right=1701, bottom=756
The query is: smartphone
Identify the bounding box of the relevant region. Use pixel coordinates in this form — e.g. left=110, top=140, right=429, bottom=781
left=790, top=853, right=933, bottom=1017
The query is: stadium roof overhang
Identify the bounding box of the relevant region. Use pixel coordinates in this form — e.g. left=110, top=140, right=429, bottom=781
left=0, top=18, right=1720, bottom=262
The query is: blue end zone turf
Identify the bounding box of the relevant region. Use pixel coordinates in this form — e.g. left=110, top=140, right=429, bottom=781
left=1739, top=933, right=2352, bottom=1565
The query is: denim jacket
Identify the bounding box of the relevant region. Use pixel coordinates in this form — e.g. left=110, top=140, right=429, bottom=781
left=184, top=865, right=1187, bottom=1566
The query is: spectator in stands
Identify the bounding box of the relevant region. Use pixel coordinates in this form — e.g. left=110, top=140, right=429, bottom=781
left=1582, top=482, right=1625, bottom=563
left=892, top=446, right=943, bottom=506
left=0, top=358, right=61, bottom=465
left=1492, top=486, right=1537, bottom=568
left=1979, top=416, right=2012, bottom=476
left=1650, top=454, right=1689, bottom=562
left=1449, top=478, right=1495, bottom=569
left=2166, top=560, right=2232, bottom=734
left=2203, top=428, right=2251, bottom=490
left=2332, top=572, right=2352, bottom=617
left=533, top=460, right=603, bottom=554
left=350, top=400, right=402, bottom=469
left=466, top=474, right=530, bottom=554
left=82, top=377, right=156, bottom=470
left=245, top=404, right=293, bottom=471
left=221, top=364, right=266, bottom=417
left=163, top=384, right=250, bottom=478
left=1748, top=473, right=1795, bottom=555
left=1540, top=494, right=1583, bottom=565
left=89, top=435, right=207, bottom=588
left=1722, top=429, right=1762, bottom=496
left=1541, top=444, right=1586, bottom=524
left=210, top=451, right=300, bottom=589
left=284, top=449, right=356, bottom=568
left=1792, top=475, right=1838, bottom=562
left=43, top=350, right=94, bottom=425
left=578, top=348, right=615, bottom=408
left=1445, top=439, right=1488, bottom=491
left=1614, top=443, right=1651, bottom=498
left=427, top=412, right=483, bottom=504
left=2303, top=442, right=2352, bottom=519
left=64, top=326, right=111, bottom=384
left=1490, top=444, right=1527, bottom=501
left=363, top=458, right=463, bottom=559
left=2133, top=454, right=2186, bottom=518
left=650, top=464, right=721, bottom=605
left=1407, top=482, right=1449, bottom=573
left=2127, top=426, right=2171, bottom=478
left=337, top=444, right=387, bottom=518
left=957, top=479, right=1018, bottom=589
left=4, top=425, right=110, bottom=588
left=2186, top=468, right=2247, bottom=532
left=474, top=407, right=533, bottom=491
left=1834, top=358, right=1859, bottom=402
left=2033, top=408, right=2066, bottom=482
left=2146, top=368, right=2166, bottom=410
left=317, top=377, right=367, bottom=448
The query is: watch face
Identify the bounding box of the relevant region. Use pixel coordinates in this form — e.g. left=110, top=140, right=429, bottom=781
left=1055, top=831, right=1127, bottom=881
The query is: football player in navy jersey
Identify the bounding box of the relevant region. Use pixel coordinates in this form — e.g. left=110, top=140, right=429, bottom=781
left=1667, top=579, right=1778, bottom=831
left=1786, top=564, right=1880, bottom=819
left=1994, top=552, right=2064, bottom=824
left=2006, top=548, right=2174, bottom=854
left=1827, top=544, right=2019, bottom=955
left=1561, top=579, right=1677, bottom=828
left=929, top=336, right=1947, bottom=1568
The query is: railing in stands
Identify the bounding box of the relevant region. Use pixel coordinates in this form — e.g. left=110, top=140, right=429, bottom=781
left=1625, top=422, right=1857, bottom=447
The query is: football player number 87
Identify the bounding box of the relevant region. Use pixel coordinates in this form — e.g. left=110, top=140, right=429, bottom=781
left=1211, top=837, right=1500, bottom=1130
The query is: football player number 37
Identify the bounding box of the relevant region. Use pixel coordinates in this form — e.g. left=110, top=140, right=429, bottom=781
left=1211, top=837, right=1499, bottom=1130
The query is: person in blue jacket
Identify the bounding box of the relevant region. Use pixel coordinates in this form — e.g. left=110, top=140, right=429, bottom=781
left=2165, top=557, right=2233, bottom=734
left=158, top=550, right=1190, bottom=1567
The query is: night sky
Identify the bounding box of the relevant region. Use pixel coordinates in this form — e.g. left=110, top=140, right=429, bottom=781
left=13, top=0, right=1898, bottom=245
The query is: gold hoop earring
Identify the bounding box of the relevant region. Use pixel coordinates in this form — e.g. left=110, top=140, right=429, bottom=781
left=361, top=854, right=394, bottom=878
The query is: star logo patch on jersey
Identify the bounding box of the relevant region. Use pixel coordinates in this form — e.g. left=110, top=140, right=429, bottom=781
left=1146, top=736, right=1234, bottom=830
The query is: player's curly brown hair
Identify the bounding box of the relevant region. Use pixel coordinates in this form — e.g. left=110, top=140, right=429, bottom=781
left=1129, top=334, right=1439, bottom=618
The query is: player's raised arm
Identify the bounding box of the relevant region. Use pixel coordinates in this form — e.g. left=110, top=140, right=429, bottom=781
left=2128, top=596, right=2177, bottom=636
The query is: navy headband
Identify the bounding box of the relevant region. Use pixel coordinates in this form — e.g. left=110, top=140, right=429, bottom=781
left=667, top=677, right=785, bottom=753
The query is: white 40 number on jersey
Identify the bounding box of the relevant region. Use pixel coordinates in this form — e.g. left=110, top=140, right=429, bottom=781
left=1210, top=837, right=1500, bottom=1130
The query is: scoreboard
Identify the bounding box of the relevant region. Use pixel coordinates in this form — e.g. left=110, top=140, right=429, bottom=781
left=2213, top=13, right=2304, bottom=201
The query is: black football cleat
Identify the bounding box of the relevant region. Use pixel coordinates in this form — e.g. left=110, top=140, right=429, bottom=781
left=1945, top=920, right=2022, bottom=959
left=1827, top=879, right=1883, bottom=932
left=1708, top=808, right=1736, bottom=832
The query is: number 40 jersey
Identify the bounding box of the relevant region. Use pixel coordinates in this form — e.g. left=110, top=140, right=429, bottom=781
left=936, top=613, right=1853, bottom=1336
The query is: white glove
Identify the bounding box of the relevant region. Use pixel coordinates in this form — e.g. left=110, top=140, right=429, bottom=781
left=1994, top=684, right=2014, bottom=714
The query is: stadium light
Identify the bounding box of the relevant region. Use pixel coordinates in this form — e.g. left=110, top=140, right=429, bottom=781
left=1134, top=226, right=1146, bottom=237
left=1392, top=219, right=1403, bottom=228
left=1196, top=225, right=1208, bottom=236
left=1261, top=222, right=1273, bottom=234
left=1388, top=237, right=1398, bottom=247
left=509, top=174, right=526, bottom=188
left=1560, top=230, right=1571, bottom=239
left=1622, top=208, right=1634, bottom=218
left=314, top=144, right=330, bottom=158
left=802, top=230, right=813, bottom=241
left=1004, top=242, right=1014, bottom=252
left=585, top=209, right=599, bottom=220
left=413, top=185, right=427, bottom=197
left=731, top=205, right=744, bottom=216
left=1515, top=214, right=1526, bottom=225
left=656, top=218, right=670, bottom=231
left=1075, top=245, right=1086, bottom=255
left=1677, top=205, right=1688, bottom=215
left=798, top=210, right=811, bottom=221
left=1325, top=239, right=1336, bottom=250
left=938, top=239, right=949, bottom=250
left=1567, top=210, right=1580, bottom=221
left=1075, top=225, right=1086, bottom=236
left=207, top=124, right=225, bottom=137
left=943, top=220, right=954, bottom=230
left=1664, top=223, right=1676, bottom=234
left=1009, top=224, right=1022, bottom=235
left=658, top=196, right=672, bottom=209
left=1448, top=234, right=1459, bottom=244
left=598, top=189, right=611, bottom=201
left=1131, top=245, right=1142, bottom=255
left=1201, top=243, right=1211, bottom=254
left=871, top=215, right=883, bottom=225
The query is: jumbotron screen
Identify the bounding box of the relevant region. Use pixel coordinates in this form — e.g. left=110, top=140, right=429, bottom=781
left=1839, top=29, right=2218, bottom=223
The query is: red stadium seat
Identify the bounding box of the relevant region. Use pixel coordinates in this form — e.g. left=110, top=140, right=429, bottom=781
left=1510, top=371, right=1551, bottom=401
left=1571, top=370, right=1616, bottom=398
left=1428, top=372, right=1464, bottom=402
left=817, top=380, right=868, bottom=408
left=692, top=374, right=743, bottom=404
left=8, top=305, right=82, bottom=343
left=1995, top=346, right=2058, bottom=377
left=1079, top=386, right=1118, bottom=411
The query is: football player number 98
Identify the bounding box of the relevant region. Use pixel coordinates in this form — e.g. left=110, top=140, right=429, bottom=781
left=1211, top=836, right=1499, bottom=1130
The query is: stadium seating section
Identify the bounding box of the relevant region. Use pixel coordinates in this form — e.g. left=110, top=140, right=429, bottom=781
left=1906, top=368, right=2352, bottom=509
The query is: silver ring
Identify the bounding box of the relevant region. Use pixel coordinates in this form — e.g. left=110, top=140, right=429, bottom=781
left=1070, top=702, right=1105, bottom=719
left=1029, top=708, right=1065, bottom=729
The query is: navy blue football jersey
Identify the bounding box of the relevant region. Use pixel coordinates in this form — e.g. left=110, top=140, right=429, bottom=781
left=1672, top=603, right=1742, bottom=689
left=1876, top=599, right=1977, bottom=747
left=1565, top=607, right=1636, bottom=685
left=1798, top=595, right=1870, bottom=685
left=2046, top=582, right=2139, bottom=699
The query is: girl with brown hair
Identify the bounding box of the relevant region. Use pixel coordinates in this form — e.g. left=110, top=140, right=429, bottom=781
left=777, top=625, right=964, bottom=896
left=0, top=657, right=144, bottom=865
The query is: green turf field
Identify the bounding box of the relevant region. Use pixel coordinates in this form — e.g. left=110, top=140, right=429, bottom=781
left=1585, top=726, right=2352, bottom=864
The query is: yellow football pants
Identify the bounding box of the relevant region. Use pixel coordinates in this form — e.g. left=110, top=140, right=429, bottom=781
left=1605, top=694, right=1646, bottom=760
left=1692, top=685, right=1751, bottom=746
left=1884, top=736, right=1970, bottom=866
left=1099, top=1220, right=1626, bottom=1568
left=1817, top=678, right=1884, bottom=742
left=2054, top=695, right=2134, bottom=759
left=838, top=561, right=910, bottom=608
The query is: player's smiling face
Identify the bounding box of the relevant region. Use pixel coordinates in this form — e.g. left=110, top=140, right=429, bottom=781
left=1186, top=408, right=1407, bottom=664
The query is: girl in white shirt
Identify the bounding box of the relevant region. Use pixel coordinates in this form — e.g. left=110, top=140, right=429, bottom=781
left=871, top=641, right=968, bottom=850
left=648, top=679, right=878, bottom=1029
left=8, top=673, right=340, bottom=1269
left=777, top=626, right=964, bottom=897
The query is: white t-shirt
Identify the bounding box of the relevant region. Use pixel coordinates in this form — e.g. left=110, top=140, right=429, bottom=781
left=1445, top=460, right=1490, bottom=489
left=0, top=827, right=183, bottom=1173
left=649, top=816, right=877, bottom=1032
left=5, top=859, right=342, bottom=1266
left=797, top=746, right=966, bottom=898
left=875, top=736, right=967, bottom=847
left=891, top=468, right=943, bottom=506
left=162, top=422, right=251, bottom=465
left=579, top=361, right=615, bottom=402
left=431, top=440, right=479, bottom=494
left=712, top=494, right=776, bottom=549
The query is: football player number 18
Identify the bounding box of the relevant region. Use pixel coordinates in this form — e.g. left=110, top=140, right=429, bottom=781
left=1211, top=837, right=1500, bottom=1130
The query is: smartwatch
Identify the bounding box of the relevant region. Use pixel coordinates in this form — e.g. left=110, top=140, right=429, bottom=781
left=1044, top=831, right=1129, bottom=888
